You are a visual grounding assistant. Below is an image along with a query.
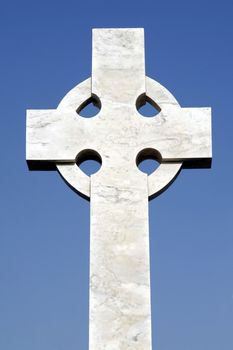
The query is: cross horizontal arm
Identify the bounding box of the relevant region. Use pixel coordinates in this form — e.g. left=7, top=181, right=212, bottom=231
left=26, top=109, right=93, bottom=169
left=138, top=106, right=212, bottom=167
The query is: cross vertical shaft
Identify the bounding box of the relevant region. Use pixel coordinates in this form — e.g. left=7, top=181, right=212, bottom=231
left=89, top=28, right=152, bottom=350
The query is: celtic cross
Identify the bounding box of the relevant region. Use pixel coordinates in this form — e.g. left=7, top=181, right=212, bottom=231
left=26, top=28, right=212, bottom=350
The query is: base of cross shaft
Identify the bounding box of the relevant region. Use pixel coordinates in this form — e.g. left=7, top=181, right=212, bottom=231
left=89, top=171, right=152, bottom=350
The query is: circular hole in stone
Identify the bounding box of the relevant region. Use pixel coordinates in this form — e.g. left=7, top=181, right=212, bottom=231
left=76, top=149, right=102, bottom=176
left=136, top=94, right=160, bottom=117
left=77, top=95, right=101, bottom=118
left=136, top=148, right=161, bottom=175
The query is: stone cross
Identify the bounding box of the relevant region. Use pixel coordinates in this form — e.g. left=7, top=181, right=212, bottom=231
left=26, top=29, right=212, bottom=350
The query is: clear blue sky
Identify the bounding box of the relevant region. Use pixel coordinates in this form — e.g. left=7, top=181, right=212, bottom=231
left=0, top=0, right=232, bottom=349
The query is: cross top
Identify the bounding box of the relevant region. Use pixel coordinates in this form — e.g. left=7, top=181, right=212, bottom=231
left=27, top=28, right=211, bottom=199
left=26, top=29, right=212, bottom=350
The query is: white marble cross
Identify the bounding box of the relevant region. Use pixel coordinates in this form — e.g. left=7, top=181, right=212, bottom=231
left=26, top=29, right=212, bottom=350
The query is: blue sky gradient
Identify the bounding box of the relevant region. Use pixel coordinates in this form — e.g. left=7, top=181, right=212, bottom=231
left=0, top=0, right=232, bottom=349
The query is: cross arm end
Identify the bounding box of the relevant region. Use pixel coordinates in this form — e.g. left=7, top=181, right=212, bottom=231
left=182, top=107, right=212, bottom=168
left=161, top=107, right=212, bottom=168
left=26, top=109, right=62, bottom=170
